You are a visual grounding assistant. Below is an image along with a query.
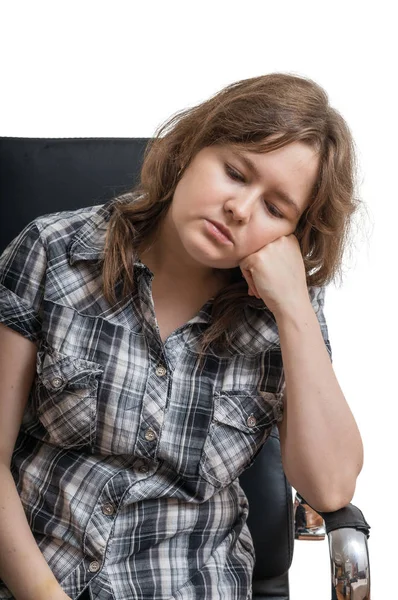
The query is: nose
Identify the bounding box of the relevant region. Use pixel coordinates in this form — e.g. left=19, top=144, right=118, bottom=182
left=224, top=189, right=258, bottom=223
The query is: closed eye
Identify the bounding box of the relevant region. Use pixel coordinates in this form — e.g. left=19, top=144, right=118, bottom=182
left=266, top=204, right=284, bottom=219
left=225, top=164, right=284, bottom=219
left=225, top=164, right=245, bottom=182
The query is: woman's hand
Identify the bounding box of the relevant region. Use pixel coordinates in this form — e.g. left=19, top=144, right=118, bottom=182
left=239, top=234, right=310, bottom=317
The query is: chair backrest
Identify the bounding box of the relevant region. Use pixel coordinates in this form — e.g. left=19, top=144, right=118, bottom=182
left=0, top=137, right=294, bottom=598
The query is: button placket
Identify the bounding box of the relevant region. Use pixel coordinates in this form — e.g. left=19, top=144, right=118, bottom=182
left=133, top=353, right=169, bottom=459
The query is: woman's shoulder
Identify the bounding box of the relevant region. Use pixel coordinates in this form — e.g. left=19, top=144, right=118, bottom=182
left=26, top=201, right=114, bottom=263
left=32, top=202, right=109, bottom=239
left=0, top=202, right=113, bottom=281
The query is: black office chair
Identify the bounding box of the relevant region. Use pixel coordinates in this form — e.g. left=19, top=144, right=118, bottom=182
left=0, top=137, right=371, bottom=600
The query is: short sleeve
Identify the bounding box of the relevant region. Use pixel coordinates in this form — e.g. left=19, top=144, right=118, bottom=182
left=308, top=285, right=333, bottom=362
left=0, top=220, right=47, bottom=342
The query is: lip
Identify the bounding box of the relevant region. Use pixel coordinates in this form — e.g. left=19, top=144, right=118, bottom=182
left=206, top=219, right=234, bottom=243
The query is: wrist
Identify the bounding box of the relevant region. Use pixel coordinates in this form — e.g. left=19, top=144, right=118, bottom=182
left=273, top=298, right=315, bottom=325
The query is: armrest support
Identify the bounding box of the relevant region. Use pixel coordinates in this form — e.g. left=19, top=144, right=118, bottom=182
left=327, top=528, right=370, bottom=599
left=296, top=499, right=371, bottom=599
left=317, top=503, right=370, bottom=599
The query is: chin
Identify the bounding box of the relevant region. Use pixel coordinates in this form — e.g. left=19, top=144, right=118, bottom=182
left=180, top=229, right=239, bottom=270
left=190, top=250, right=238, bottom=271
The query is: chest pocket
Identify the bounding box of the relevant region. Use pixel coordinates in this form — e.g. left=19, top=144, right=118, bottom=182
left=34, top=351, right=103, bottom=449
left=199, top=389, right=283, bottom=489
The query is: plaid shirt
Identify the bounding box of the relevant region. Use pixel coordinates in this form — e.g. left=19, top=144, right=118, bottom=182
left=0, top=201, right=332, bottom=600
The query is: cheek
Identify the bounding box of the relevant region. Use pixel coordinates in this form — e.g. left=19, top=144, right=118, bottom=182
left=174, top=174, right=217, bottom=215
left=247, top=225, right=274, bottom=249
left=244, top=221, right=290, bottom=253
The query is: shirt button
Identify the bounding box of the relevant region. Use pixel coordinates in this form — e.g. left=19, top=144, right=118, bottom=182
left=88, top=560, right=100, bottom=573
left=102, top=503, right=115, bottom=516
left=138, top=463, right=149, bottom=474
left=50, top=376, right=64, bottom=389
left=155, top=365, right=167, bottom=376
left=144, top=428, right=157, bottom=442
left=247, top=414, right=257, bottom=428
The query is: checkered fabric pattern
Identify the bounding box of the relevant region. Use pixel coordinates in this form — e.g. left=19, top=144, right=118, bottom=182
left=0, top=199, right=332, bottom=600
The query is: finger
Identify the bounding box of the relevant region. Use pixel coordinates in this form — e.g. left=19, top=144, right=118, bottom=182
left=243, top=270, right=260, bottom=299
left=247, top=274, right=260, bottom=299
left=241, top=270, right=252, bottom=293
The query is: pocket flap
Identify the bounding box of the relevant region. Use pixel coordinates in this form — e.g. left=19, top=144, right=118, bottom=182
left=213, top=389, right=283, bottom=433
left=37, top=351, right=103, bottom=392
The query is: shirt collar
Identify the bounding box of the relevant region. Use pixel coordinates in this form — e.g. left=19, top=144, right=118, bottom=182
left=68, top=200, right=143, bottom=273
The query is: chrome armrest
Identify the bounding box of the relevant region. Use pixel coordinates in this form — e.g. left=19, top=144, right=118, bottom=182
left=295, top=495, right=371, bottom=600
left=328, top=527, right=370, bottom=599
left=323, top=504, right=370, bottom=600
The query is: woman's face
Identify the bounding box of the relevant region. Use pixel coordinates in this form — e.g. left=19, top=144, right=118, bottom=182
left=165, top=141, right=320, bottom=271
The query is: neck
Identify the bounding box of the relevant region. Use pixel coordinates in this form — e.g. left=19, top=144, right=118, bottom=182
left=138, top=218, right=230, bottom=292
left=140, top=246, right=229, bottom=293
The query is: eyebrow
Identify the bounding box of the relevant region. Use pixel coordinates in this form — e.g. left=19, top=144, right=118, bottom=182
left=229, top=149, right=302, bottom=217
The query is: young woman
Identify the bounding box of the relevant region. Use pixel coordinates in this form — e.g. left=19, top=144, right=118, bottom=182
left=0, top=73, right=364, bottom=600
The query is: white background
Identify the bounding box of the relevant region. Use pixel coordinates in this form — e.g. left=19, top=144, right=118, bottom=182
left=0, top=2, right=396, bottom=598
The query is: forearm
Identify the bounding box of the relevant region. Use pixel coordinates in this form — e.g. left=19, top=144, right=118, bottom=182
left=275, top=300, right=363, bottom=512
left=0, top=464, right=69, bottom=600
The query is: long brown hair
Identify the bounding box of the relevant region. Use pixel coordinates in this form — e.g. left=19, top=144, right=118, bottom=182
left=102, top=73, right=362, bottom=357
